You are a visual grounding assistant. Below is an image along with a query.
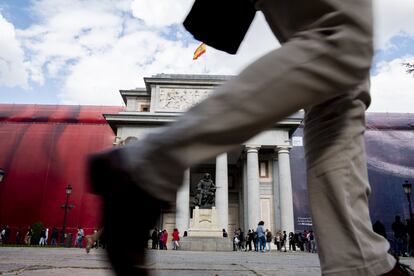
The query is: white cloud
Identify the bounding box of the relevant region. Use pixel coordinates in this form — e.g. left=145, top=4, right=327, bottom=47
left=369, top=56, right=414, bottom=112
left=3, top=0, right=411, bottom=110
left=131, top=0, right=193, bottom=28
left=0, top=13, right=28, bottom=88
left=373, top=0, right=414, bottom=49
left=12, top=0, right=278, bottom=105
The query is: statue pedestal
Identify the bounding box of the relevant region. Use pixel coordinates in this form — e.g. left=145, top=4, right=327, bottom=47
left=188, top=206, right=222, bottom=237
left=180, top=206, right=232, bottom=251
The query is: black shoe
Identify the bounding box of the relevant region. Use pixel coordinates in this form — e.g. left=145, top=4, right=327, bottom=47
left=88, top=148, right=169, bottom=276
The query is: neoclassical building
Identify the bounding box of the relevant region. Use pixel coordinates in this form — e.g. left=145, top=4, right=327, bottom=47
left=104, top=74, right=302, bottom=235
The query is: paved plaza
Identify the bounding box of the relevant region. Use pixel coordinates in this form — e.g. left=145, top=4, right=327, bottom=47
left=1, top=247, right=414, bottom=276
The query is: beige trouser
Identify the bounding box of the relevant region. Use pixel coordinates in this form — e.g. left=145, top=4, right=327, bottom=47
left=123, top=0, right=395, bottom=274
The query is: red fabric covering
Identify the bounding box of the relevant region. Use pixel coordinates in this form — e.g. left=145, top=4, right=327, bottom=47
left=0, top=104, right=123, bottom=241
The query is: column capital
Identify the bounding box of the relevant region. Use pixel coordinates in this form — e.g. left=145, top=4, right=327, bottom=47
left=245, top=144, right=261, bottom=153
left=276, top=146, right=292, bottom=154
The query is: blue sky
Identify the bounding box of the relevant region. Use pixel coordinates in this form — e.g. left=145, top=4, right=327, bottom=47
left=0, top=0, right=413, bottom=112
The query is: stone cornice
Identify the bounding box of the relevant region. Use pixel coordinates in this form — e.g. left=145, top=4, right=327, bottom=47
left=104, top=111, right=304, bottom=133
left=144, top=74, right=232, bottom=91
left=119, top=88, right=150, bottom=105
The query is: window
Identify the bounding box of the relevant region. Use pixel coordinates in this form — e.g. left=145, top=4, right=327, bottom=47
left=259, top=161, right=269, bottom=178
left=140, top=104, right=150, bottom=112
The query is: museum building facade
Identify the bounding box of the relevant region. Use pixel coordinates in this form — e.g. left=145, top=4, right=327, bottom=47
left=104, top=74, right=303, bottom=235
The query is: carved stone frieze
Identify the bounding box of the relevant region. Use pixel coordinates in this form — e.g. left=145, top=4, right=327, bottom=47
left=156, top=87, right=212, bottom=112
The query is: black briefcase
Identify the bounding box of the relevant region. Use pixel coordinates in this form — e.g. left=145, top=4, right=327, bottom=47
left=183, top=0, right=256, bottom=55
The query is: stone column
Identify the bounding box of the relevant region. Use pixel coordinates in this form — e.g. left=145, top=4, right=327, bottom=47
left=246, top=145, right=261, bottom=229
left=277, top=147, right=295, bottom=234
left=242, top=159, right=248, bottom=232
left=215, top=153, right=229, bottom=231
left=272, top=157, right=281, bottom=231
left=175, top=169, right=190, bottom=233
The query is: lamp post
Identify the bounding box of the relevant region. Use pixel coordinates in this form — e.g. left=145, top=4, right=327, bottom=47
left=61, top=184, right=74, bottom=246
left=0, top=168, right=5, bottom=183
left=403, top=180, right=413, bottom=218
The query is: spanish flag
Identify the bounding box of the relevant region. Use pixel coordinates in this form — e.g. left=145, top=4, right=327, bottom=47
left=193, top=42, right=206, bottom=60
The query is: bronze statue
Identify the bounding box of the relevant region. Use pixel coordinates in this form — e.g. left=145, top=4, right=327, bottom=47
left=193, top=173, right=216, bottom=208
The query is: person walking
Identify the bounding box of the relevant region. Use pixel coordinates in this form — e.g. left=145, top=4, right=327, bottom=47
left=86, top=228, right=103, bottom=253
left=88, top=0, right=409, bottom=274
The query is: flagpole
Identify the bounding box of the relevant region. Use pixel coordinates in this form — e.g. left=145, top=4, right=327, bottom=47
left=203, top=46, right=207, bottom=73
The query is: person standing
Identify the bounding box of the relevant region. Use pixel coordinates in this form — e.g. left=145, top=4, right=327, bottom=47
left=39, top=228, right=46, bottom=246
left=24, top=227, right=32, bottom=246
left=232, top=230, right=239, bottom=251
left=159, top=229, right=168, bottom=250
left=281, top=231, right=287, bottom=252
left=163, top=229, right=168, bottom=250
left=172, top=228, right=180, bottom=250
left=44, top=228, right=49, bottom=246
left=289, top=232, right=296, bottom=251
left=373, top=220, right=388, bottom=240
left=15, top=229, right=21, bottom=245
left=1, top=226, right=10, bottom=244
left=75, top=227, right=84, bottom=248
left=158, top=230, right=164, bottom=250
left=151, top=228, right=159, bottom=249
left=246, top=229, right=253, bottom=251
left=256, top=221, right=266, bottom=252
left=50, top=227, right=59, bottom=246
left=238, top=228, right=245, bottom=251
left=392, top=215, right=407, bottom=257
left=407, top=215, right=414, bottom=257
left=303, top=230, right=309, bottom=252
left=309, top=230, right=317, bottom=253
left=265, top=229, right=272, bottom=252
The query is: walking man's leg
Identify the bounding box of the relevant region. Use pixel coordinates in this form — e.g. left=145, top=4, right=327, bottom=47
left=88, top=0, right=400, bottom=274
left=304, top=85, right=395, bottom=275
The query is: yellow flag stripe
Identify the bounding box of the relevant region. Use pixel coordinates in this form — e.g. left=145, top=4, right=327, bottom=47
left=193, top=43, right=206, bottom=60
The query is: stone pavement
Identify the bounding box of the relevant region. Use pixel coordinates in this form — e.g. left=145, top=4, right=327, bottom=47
left=0, top=247, right=414, bottom=276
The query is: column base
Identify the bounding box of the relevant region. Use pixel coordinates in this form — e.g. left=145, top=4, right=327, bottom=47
left=179, top=237, right=233, bottom=251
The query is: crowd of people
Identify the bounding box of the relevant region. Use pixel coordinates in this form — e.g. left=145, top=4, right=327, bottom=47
left=231, top=221, right=317, bottom=253
left=150, top=228, right=183, bottom=250
left=146, top=221, right=318, bottom=254
left=2, top=215, right=414, bottom=258
left=373, top=215, right=414, bottom=258
left=0, top=225, right=96, bottom=248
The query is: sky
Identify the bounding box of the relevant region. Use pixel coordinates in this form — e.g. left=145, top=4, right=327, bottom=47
left=0, top=0, right=413, bottom=112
